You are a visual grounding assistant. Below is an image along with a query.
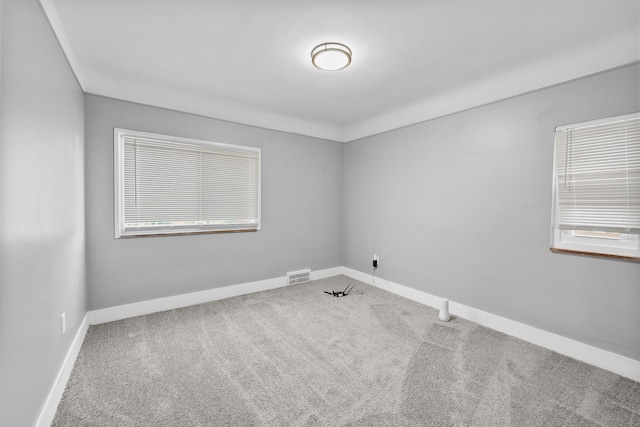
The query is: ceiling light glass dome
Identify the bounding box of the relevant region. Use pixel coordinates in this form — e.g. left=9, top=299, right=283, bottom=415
left=311, top=42, right=352, bottom=71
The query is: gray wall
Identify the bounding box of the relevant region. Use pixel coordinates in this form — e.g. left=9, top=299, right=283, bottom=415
left=1, top=3, right=637, bottom=422
left=343, top=64, right=640, bottom=360
left=0, top=0, right=86, bottom=425
left=85, top=95, right=343, bottom=310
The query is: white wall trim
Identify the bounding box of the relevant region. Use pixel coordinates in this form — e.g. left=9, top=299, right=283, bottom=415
left=310, top=266, right=343, bottom=281
left=35, top=313, right=89, bottom=427
left=36, top=268, right=342, bottom=426
left=38, top=0, right=85, bottom=88
left=39, top=266, right=639, bottom=427
left=341, top=266, right=640, bottom=382
left=89, top=267, right=341, bottom=325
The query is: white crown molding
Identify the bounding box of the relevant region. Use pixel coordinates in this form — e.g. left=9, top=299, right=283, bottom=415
left=40, top=0, right=639, bottom=144
left=39, top=0, right=85, bottom=89
left=341, top=266, right=640, bottom=382
left=85, top=86, right=348, bottom=143
left=343, top=62, right=640, bottom=142
left=88, top=55, right=640, bottom=145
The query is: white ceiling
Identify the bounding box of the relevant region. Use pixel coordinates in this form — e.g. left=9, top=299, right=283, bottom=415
left=42, top=0, right=639, bottom=142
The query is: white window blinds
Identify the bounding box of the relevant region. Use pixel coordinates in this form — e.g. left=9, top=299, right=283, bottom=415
left=115, top=129, right=260, bottom=237
left=554, top=113, right=640, bottom=234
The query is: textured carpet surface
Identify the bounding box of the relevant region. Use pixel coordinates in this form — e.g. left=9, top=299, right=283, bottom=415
left=53, top=276, right=640, bottom=426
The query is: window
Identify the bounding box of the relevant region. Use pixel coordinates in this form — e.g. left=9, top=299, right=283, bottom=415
left=550, top=112, right=640, bottom=260
left=114, top=129, right=260, bottom=238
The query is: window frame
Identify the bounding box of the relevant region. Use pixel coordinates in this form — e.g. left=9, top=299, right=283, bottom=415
left=550, top=112, right=640, bottom=261
left=114, top=128, right=261, bottom=238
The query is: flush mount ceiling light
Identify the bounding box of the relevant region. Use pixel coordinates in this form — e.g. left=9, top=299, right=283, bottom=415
left=311, top=42, right=352, bottom=71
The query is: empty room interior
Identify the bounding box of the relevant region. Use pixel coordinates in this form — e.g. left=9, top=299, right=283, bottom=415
left=2, top=0, right=640, bottom=425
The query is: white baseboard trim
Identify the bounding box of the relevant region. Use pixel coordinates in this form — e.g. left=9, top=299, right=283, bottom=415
left=341, top=266, right=640, bottom=382
left=342, top=267, right=444, bottom=308
left=89, top=267, right=342, bottom=325
left=38, top=265, right=638, bottom=427
left=36, top=267, right=342, bottom=426
left=35, top=313, right=89, bottom=427
left=311, top=266, right=343, bottom=281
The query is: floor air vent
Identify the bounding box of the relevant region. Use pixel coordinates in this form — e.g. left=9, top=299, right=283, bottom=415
left=287, top=269, right=311, bottom=285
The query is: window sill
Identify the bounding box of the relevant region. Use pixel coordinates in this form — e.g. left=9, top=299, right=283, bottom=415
left=117, top=229, right=258, bottom=239
left=550, top=247, right=640, bottom=262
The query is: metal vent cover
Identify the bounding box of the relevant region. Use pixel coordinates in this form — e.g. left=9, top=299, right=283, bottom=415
left=287, top=269, right=311, bottom=285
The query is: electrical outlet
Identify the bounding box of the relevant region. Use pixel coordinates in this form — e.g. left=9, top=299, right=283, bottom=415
left=373, top=253, right=380, bottom=268
left=61, top=312, right=66, bottom=336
